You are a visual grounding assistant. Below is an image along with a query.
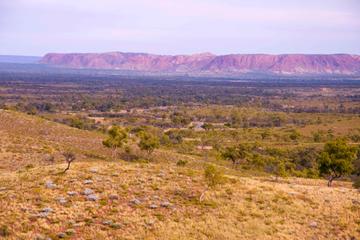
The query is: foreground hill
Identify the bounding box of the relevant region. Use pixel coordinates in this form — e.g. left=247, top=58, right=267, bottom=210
left=41, top=52, right=360, bottom=75
left=0, top=110, right=111, bottom=172
left=0, top=111, right=359, bottom=239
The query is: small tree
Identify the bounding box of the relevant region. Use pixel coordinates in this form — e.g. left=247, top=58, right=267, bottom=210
left=204, top=164, right=224, bottom=188
left=138, top=131, right=160, bottom=157
left=289, top=129, right=301, bottom=141
left=62, top=151, right=76, bottom=173
left=265, top=157, right=287, bottom=181
left=201, top=123, right=214, bottom=131
left=103, top=126, right=128, bottom=160
left=318, top=139, right=357, bottom=187
left=221, top=144, right=247, bottom=167
left=260, top=129, right=270, bottom=140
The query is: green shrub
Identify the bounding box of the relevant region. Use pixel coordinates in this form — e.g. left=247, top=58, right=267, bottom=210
left=0, top=225, right=10, bottom=237
left=176, top=159, right=188, bottom=167
left=204, top=164, right=224, bottom=188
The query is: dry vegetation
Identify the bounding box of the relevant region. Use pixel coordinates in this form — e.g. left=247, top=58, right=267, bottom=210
left=0, top=110, right=359, bottom=240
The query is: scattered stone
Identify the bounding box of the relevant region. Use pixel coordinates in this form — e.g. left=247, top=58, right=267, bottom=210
left=102, top=220, right=113, bottom=226
left=37, top=207, right=53, bottom=218
left=153, top=195, right=160, bottom=200
left=36, top=212, right=49, bottom=218
left=56, top=196, right=67, bottom=204
left=65, top=229, right=76, bottom=236
left=160, top=201, right=171, bottom=208
left=34, top=234, right=52, bottom=240
left=67, top=191, right=77, bottom=196
left=157, top=172, right=165, bottom=178
left=34, top=234, right=46, bottom=240
left=130, top=198, right=141, bottom=205
left=352, top=199, right=360, bottom=205
left=110, top=223, right=122, bottom=229
left=84, top=180, right=93, bottom=185
left=89, top=168, right=98, bottom=173
left=86, top=194, right=99, bottom=201
left=40, top=207, right=53, bottom=213
left=145, top=219, right=155, bottom=226
left=45, top=180, right=56, bottom=189
left=57, top=232, right=66, bottom=239
left=0, top=187, right=7, bottom=191
left=109, top=194, right=119, bottom=200
left=83, top=188, right=94, bottom=195
left=309, top=221, right=318, bottom=228
left=149, top=204, right=158, bottom=209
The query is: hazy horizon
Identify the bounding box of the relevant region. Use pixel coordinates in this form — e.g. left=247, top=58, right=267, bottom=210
left=1, top=0, right=360, bottom=56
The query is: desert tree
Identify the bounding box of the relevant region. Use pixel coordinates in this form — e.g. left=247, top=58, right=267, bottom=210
left=264, top=157, right=287, bottom=181
left=103, top=126, right=128, bottom=160
left=317, top=139, right=357, bottom=187
left=62, top=151, right=76, bottom=173
left=201, top=123, right=214, bottom=131
left=138, top=131, right=160, bottom=157
left=221, top=144, right=248, bottom=167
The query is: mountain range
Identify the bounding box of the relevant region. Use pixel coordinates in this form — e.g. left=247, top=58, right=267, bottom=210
left=40, top=52, right=360, bottom=76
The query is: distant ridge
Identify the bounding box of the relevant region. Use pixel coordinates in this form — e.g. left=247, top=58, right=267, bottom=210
left=40, top=52, right=360, bottom=76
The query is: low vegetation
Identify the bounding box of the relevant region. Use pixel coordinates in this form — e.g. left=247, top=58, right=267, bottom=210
left=0, top=74, right=359, bottom=239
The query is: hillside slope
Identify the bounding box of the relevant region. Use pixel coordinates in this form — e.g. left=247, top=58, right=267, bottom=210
left=0, top=111, right=359, bottom=239
left=41, top=52, right=360, bottom=75
left=0, top=110, right=111, bottom=171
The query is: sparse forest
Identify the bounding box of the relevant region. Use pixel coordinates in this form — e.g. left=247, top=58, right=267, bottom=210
left=0, top=68, right=359, bottom=239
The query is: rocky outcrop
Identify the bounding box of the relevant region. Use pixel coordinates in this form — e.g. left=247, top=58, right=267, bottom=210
left=40, top=52, right=360, bottom=75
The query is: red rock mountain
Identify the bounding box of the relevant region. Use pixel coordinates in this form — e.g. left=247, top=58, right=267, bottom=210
left=40, top=52, right=360, bottom=75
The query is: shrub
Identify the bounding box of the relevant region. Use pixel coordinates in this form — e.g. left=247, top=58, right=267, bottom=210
left=204, top=164, right=224, bottom=188
left=0, top=225, right=10, bottom=237
left=221, top=144, right=248, bottom=167
left=176, top=159, right=188, bottom=167
left=138, top=131, right=160, bottom=156
left=103, top=126, right=128, bottom=159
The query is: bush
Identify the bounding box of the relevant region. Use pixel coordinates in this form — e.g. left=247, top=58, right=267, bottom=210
left=0, top=225, right=10, bottom=237
left=204, top=164, right=224, bottom=188
left=176, top=159, right=188, bottom=167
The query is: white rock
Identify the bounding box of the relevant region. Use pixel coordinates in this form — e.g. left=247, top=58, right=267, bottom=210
left=84, top=180, right=93, bottom=185
left=86, top=194, right=99, bottom=201
left=130, top=198, right=141, bottom=205
left=149, top=204, right=158, bottom=209
left=67, top=191, right=77, bottom=196
left=309, top=221, right=318, bottom=228
left=45, top=180, right=57, bottom=189
left=83, top=188, right=94, bottom=195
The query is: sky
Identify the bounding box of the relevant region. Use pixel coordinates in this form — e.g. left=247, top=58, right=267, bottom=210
left=0, top=0, right=359, bottom=56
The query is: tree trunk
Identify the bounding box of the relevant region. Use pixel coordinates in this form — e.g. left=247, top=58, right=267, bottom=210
left=328, top=175, right=340, bottom=187
left=112, top=147, right=117, bottom=160
left=63, top=162, right=71, bottom=173
left=327, top=177, right=333, bottom=187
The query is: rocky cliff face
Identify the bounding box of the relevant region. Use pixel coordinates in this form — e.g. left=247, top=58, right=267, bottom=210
left=40, top=52, right=360, bottom=75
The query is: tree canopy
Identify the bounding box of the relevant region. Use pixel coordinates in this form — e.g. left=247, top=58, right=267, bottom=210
left=317, top=139, right=357, bottom=187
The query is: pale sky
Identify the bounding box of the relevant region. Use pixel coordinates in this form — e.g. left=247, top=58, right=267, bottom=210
left=0, top=0, right=359, bottom=56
